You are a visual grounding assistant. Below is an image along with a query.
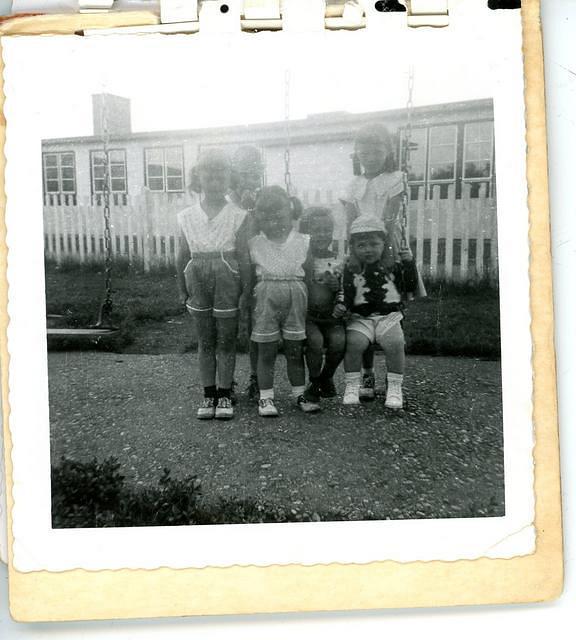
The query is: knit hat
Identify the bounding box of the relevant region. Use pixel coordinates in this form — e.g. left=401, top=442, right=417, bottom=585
left=349, top=216, right=386, bottom=236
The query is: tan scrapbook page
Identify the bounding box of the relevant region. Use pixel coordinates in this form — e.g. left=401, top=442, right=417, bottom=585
left=0, top=0, right=563, bottom=622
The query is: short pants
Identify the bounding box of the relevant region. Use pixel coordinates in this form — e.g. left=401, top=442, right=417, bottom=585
left=184, top=252, right=241, bottom=319
left=251, top=278, right=307, bottom=343
left=346, top=312, right=405, bottom=346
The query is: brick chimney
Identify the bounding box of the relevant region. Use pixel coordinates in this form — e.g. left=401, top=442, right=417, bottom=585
left=92, top=94, right=132, bottom=136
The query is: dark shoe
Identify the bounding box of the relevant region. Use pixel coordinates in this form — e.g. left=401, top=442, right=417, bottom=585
left=297, top=394, right=321, bottom=413
left=318, top=377, right=337, bottom=398
left=304, top=381, right=321, bottom=404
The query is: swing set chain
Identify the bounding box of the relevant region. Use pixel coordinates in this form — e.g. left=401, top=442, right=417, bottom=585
left=400, top=66, right=415, bottom=250
left=283, top=69, right=293, bottom=196
left=97, top=94, right=114, bottom=327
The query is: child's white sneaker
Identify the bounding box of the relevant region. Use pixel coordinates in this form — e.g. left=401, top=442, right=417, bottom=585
left=215, top=397, right=234, bottom=420
left=359, top=373, right=376, bottom=400
left=343, top=385, right=361, bottom=405
left=385, top=374, right=404, bottom=410
left=258, top=398, right=279, bottom=417
left=197, top=397, right=216, bottom=420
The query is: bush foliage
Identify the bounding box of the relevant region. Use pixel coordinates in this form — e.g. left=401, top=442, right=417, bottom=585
left=51, top=456, right=341, bottom=528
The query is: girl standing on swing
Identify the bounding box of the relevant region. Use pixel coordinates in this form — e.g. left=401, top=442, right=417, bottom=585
left=341, top=123, right=418, bottom=401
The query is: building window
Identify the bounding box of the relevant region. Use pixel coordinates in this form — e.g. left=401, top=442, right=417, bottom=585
left=404, top=127, right=428, bottom=182
left=43, top=152, right=76, bottom=195
left=90, top=149, right=127, bottom=193
left=428, top=125, right=457, bottom=182
left=145, top=147, right=184, bottom=192
left=463, top=121, right=493, bottom=180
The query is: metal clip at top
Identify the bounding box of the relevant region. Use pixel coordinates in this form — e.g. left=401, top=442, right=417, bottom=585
left=406, top=0, right=449, bottom=27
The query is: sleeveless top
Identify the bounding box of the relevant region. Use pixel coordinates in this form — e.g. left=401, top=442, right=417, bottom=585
left=177, top=200, right=247, bottom=254
left=249, top=230, right=310, bottom=279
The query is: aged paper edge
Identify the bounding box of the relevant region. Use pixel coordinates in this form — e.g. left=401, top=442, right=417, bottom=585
left=0, top=0, right=564, bottom=621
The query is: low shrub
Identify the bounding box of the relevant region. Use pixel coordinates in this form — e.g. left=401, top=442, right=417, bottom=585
left=51, top=456, right=341, bottom=528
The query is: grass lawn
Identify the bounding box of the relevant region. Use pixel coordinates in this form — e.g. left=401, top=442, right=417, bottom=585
left=45, top=262, right=501, bottom=358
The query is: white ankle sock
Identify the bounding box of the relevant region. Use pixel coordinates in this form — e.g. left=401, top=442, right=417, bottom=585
left=260, top=388, right=274, bottom=400
left=361, top=367, right=374, bottom=376
left=387, top=373, right=403, bottom=386
left=345, top=372, right=362, bottom=388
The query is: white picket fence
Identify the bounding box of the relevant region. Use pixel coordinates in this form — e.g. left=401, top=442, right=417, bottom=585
left=43, top=184, right=498, bottom=281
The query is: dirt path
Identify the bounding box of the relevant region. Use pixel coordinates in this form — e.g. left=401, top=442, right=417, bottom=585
left=48, top=352, right=504, bottom=520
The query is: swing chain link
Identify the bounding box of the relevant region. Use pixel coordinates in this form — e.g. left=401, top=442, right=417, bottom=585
left=97, top=94, right=114, bottom=327
left=400, top=66, right=415, bottom=250
left=283, top=69, right=293, bottom=196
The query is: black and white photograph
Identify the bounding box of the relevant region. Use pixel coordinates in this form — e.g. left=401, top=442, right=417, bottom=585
left=2, top=19, right=535, bottom=572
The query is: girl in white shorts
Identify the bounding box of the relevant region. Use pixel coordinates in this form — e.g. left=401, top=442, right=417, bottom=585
left=249, top=186, right=321, bottom=417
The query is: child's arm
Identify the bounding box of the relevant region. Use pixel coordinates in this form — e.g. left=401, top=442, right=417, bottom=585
left=333, top=263, right=352, bottom=318
left=235, top=217, right=253, bottom=308
left=397, top=249, right=419, bottom=296
left=175, top=231, right=191, bottom=306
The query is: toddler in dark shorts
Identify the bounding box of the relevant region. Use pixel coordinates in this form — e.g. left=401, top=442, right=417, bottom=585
left=300, top=207, right=346, bottom=403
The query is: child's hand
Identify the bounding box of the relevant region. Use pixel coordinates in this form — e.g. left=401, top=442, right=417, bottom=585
left=332, top=302, right=348, bottom=319
left=399, top=248, right=414, bottom=262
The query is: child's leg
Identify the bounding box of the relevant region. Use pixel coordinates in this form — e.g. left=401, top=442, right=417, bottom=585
left=196, top=314, right=217, bottom=390
left=377, top=323, right=406, bottom=409
left=305, top=321, right=324, bottom=381
left=283, top=339, right=306, bottom=390
left=343, top=329, right=371, bottom=405
left=285, top=339, right=320, bottom=411
left=257, top=341, right=278, bottom=393
left=321, top=323, right=346, bottom=380
left=215, top=316, right=238, bottom=391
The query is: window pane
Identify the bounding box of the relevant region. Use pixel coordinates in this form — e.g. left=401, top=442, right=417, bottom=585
left=167, top=177, right=183, bottom=192
left=110, top=149, right=125, bottom=163
left=92, top=152, right=106, bottom=165
left=93, top=165, right=106, bottom=180
left=148, top=177, right=164, bottom=191
left=164, top=147, right=182, bottom=164
left=430, top=126, right=456, bottom=145
left=61, top=167, right=75, bottom=180
left=430, top=163, right=455, bottom=181
left=429, top=126, right=456, bottom=181
left=464, top=160, right=491, bottom=179
left=46, top=179, right=60, bottom=193
left=406, top=128, right=426, bottom=182
left=148, top=163, right=164, bottom=178
left=61, top=153, right=75, bottom=167
left=61, top=179, right=75, bottom=193
left=44, top=154, right=58, bottom=168
left=45, top=167, right=58, bottom=180
left=111, top=177, right=126, bottom=192
left=466, top=121, right=493, bottom=144
left=110, top=164, right=125, bottom=178
left=166, top=163, right=183, bottom=178
left=94, top=179, right=105, bottom=192
left=146, top=149, right=163, bottom=164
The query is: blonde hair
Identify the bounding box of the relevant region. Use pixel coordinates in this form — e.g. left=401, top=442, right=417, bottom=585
left=352, top=123, right=397, bottom=175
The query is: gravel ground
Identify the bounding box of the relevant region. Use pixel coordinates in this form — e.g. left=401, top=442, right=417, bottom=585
left=48, top=351, right=504, bottom=521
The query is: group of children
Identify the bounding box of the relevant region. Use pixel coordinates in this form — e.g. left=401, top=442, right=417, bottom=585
left=176, top=124, right=421, bottom=420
